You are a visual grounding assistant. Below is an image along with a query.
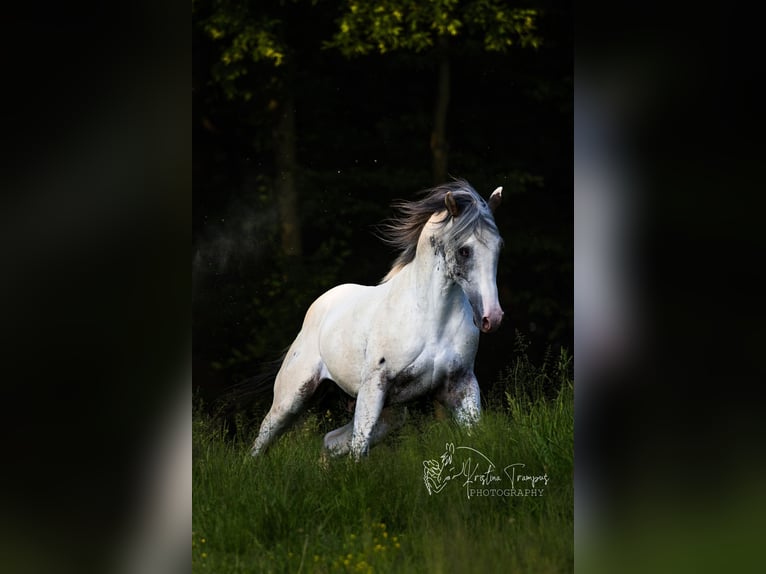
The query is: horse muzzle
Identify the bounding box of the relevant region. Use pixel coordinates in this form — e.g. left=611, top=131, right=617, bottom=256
left=476, top=307, right=504, bottom=333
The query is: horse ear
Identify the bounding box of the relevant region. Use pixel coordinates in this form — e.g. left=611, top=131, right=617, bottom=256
left=488, top=186, right=503, bottom=213
left=445, top=191, right=460, bottom=217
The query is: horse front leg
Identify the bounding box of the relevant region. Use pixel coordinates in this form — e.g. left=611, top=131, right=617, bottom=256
left=349, top=379, right=387, bottom=460
left=437, top=372, right=481, bottom=427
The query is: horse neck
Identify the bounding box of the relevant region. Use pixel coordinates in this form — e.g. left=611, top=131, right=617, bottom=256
left=395, top=230, right=465, bottom=323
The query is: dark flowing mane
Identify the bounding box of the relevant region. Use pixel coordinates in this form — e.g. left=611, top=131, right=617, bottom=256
left=378, top=179, right=500, bottom=282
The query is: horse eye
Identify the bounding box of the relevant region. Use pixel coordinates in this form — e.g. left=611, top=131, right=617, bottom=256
left=458, top=246, right=471, bottom=258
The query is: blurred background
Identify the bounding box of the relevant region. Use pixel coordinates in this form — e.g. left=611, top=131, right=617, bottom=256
left=191, top=0, right=573, bottom=419
left=576, top=2, right=766, bottom=572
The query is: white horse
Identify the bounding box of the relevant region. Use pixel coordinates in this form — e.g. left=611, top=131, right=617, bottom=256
left=251, top=180, right=504, bottom=459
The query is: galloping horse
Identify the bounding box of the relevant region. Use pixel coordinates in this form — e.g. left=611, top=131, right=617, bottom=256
left=251, top=180, right=504, bottom=459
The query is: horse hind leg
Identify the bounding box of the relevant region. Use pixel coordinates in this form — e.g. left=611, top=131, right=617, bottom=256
left=322, top=420, right=354, bottom=456
left=323, top=406, right=408, bottom=458
left=250, top=359, right=324, bottom=457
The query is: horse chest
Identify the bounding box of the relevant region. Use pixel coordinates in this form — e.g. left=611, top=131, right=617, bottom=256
left=383, top=365, right=434, bottom=404
left=381, top=349, right=457, bottom=404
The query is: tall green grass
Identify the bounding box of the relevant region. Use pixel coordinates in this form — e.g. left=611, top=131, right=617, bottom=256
left=194, top=334, right=573, bottom=573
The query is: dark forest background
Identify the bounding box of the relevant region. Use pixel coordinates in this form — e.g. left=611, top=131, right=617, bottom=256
left=192, top=0, right=572, bottom=414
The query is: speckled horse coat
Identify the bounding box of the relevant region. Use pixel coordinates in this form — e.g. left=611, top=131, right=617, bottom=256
left=251, top=180, right=504, bottom=459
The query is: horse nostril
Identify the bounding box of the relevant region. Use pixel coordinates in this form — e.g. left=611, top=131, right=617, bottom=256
left=481, top=317, right=491, bottom=332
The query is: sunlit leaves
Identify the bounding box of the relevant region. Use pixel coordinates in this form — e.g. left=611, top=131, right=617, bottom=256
left=327, top=0, right=541, bottom=56
left=468, top=3, right=541, bottom=51
left=195, top=0, right=543, bottom=101
left=195, top=0, right=289, bottom=100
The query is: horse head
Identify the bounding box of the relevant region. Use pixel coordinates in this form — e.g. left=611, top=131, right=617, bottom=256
left=441, top=186, right=504, bottom=333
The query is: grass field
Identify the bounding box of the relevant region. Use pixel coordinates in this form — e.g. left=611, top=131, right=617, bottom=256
left=193, top=338, right=573, bottom=573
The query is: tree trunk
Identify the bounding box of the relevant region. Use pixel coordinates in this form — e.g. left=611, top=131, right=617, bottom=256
left=431, top=37, right=451, bottom=185
left=273, top=92, right=302, bottom=258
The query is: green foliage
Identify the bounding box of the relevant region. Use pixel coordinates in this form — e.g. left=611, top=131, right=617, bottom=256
left=193, top=337, right=573, bottom=572
left=194, top=0, right=291, bottom=101
left=502, top=331, right=573, bottom=472
left=195, top=0, right=542, bottom=99
left=328, top=0, right=542, bottom=56
left=501, top=329, right=573, bottom=404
